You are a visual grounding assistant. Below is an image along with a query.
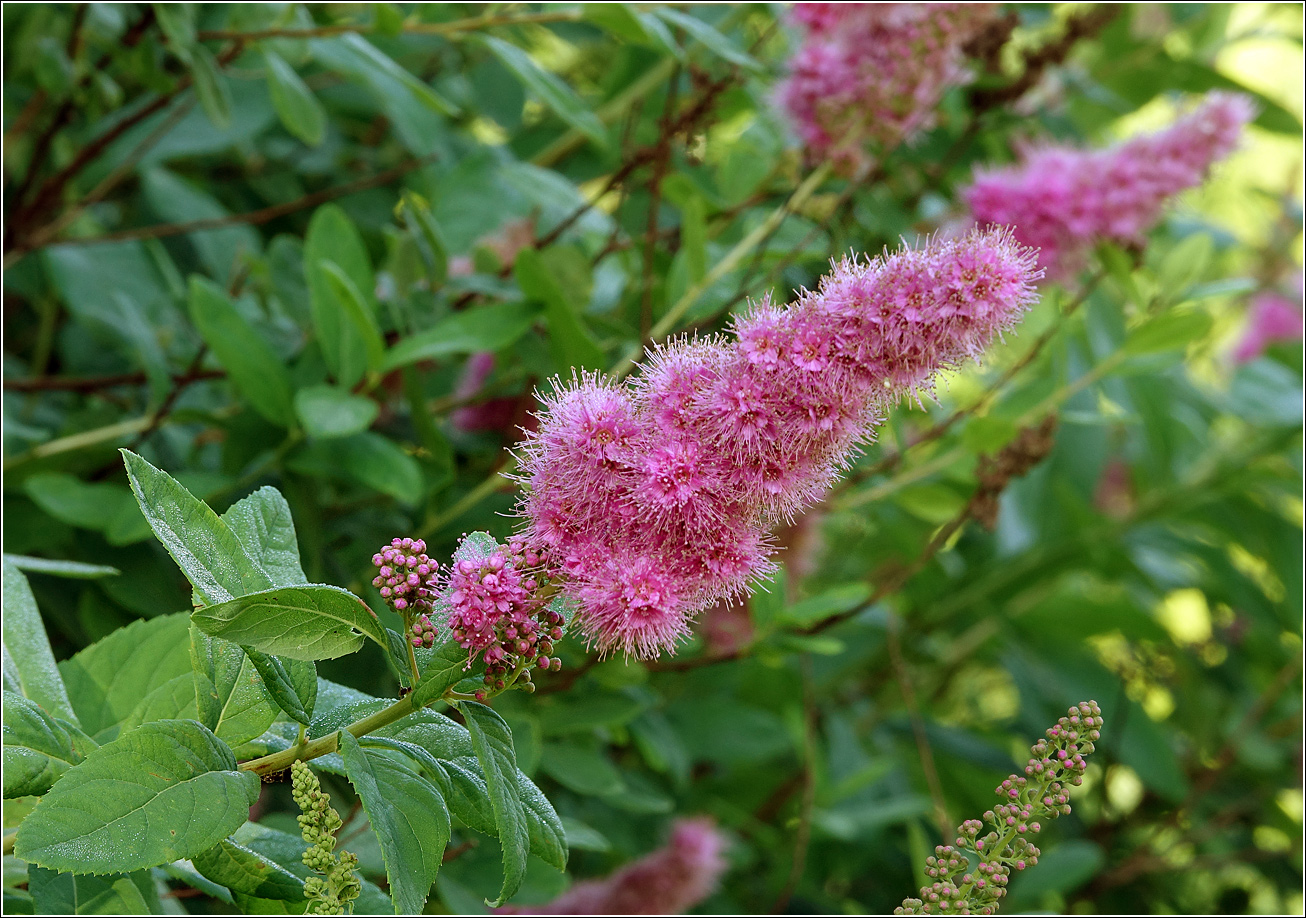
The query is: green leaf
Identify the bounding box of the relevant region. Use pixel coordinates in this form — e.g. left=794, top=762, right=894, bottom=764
left=21, top=474, right=135, bottom=534
left=459, top=702, right=528, bottom=906
left=294, top=385, right=379, bottom=439
left=338, top=732, right=449, bottom=915
left=121, top=450, right=275, bottom=605
left=317, top=34, right=457, bottom=115
left=475, top=36, right=607, bottom=148
left=244, top=649, right=316, bottom=726
left=220, top=487, right=308, bottom=588
left=152, top=3, right=196, bottom=60
left=263, top=49, right=326, bottom=146
left=408, top=640, right=471, bottom=708
left=780, top=583, right=873, bottom=628
left=191, top=839, right=306, bottom=902
left=191, top=46, right=233, bottom=129
left=653, top=8, right=760, bottom=70
left=191, top=584, right=388, bottom=661
left=1123, top=309, right=1214, bottom=355
left=381, top=302, right=540, bottom=371
left=514, top=248, right=603, bottom=371
left=3, top=555, right=120, bottom=580
left=319, top=260, right=385, bottom=373
left=119, top=673, right=199, bottom=733
left=1, top=559, right=78, bottom=724
left=539, top=742, right=624, bottom=796
left=233, top=821, right=395, bottom=913
left=303, top=205, right=377, bottom=388
left=14, top=720, right=260, bottom=874
left=581, top=4, right=680, bottom=56
left=189, top=630, right=279, bottom=747
left=27, top=865, right=151, bottom=915
left=3, top=693, right=96, bottom=798
left=398, top=191, right=449, bottom=289
left=189, top=276, right=295, bottom=426
left=287, top=433, right=424, bottom=505
left=141, top=169, right=260, bottom=281
left=58, top=613, right=192, bottom=741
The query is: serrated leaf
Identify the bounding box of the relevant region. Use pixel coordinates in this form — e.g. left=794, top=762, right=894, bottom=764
left=294, top=385, right=379, bottom=439
left=119, top=674, right=199, bottom=734
left=263, top=49, right=326, bottom=146
left=381, top=302, right=540, bottom=371
left=303, top=205, right=377, bottom=388
left=409, top=641, right=471, bottom=708
left=27, top=865, right=151, bottom=914
left=191, top=838, right=305, bottom=902
left=475, top=35, right=607, bottom=148
left=3, top=693, right=96, bottom=798
left=121, top=450, right=274, bottom=605
left=58, top=613, right=192, bottom=742
left=1, top=560, right=78, bottom=725
left=338, top=732, right=449, bottom=914
left=514, top=248, right=602, bottom=371
left=189, top=277, right=295, bottom=426
left=243, top=649, right=316, bottom=726
left=459, top=702, right=528, bottom=905
left=221, top=487, right=308, bottom=588
left=14, top=720, right=259, bottom=874
left=190, top=630, right=279, bottom=747
left=192, top=584, right=388, bottom=661
left=3, top=555, right=120, bottom=580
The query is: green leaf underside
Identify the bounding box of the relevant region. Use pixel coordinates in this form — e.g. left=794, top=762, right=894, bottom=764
left=2, top=558, right=79, bottom=724
left=14, top=719, right=259, bottom=874
left=191, top=838, right=305, bottom=901
left=4, top=555, right=121, bottom=580
left=121, top=451, right=273, bottom=605
left=191, top=584, right=387, bottom=661
left=459, top=701, right=529, bottom=906
left=338, top=731, right=449, bottom=915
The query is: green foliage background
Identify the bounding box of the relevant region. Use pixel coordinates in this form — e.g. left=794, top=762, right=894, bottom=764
left=3, top=3, right=1302, bottom=914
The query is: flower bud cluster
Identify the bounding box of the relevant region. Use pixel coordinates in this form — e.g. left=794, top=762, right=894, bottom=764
left=440, top=535, right=564, bottom=690
left=966, top=91, right=1254, bottom=278
left=291, top=761, right=361, bottom=916
left=519, top=230, right=1039, bottom=658
left=897, top=701, right=1103, bottom=915
left=779, top=4, right=997, bottom=172
left=371, top=537, right=436, bottom=617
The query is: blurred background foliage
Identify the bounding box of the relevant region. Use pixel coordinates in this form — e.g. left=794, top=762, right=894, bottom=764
left=2, top=2, right=1302, bottom=914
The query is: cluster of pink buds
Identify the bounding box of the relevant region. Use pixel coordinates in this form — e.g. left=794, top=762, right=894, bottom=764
left=440, top=535, right=564, bottom=692
left=371, top=538, right=436, bottom=618
left=897, top=701, right=1104, bottom=915
left=519, top=229, right=1039, bottom=659
left=966, top=91, right=1254, bottom=278
left=779, top=3, right=996, bottom=172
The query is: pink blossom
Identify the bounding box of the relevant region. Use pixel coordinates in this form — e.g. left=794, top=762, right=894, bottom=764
left=499, top=818, right=728, bottom=915
left=517, top=228, right=1039, bottom=659
left=779, top=4, right=996, bottom=171
left=966, top=91, right=1255, bottom=278
left=1233, top=290, right=1303, bottom=362
left=451, top=352, right=518, bottom=433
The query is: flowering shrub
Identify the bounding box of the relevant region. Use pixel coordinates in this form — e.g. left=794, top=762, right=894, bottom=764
left=2, top=4, right=1301, bottom=916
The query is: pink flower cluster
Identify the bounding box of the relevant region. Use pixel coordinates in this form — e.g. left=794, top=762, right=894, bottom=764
left=499, top=817, right=728, bottom=915
left=779, top=3, right=996, bottom=171
left=519, top=229, right=1040, bottom=658
left=371, top=538, right=436, bottom=617
left=966, top=91, right=1255, bottom=278
left=441, top=536, right=564, bottom=689
left=1234, top=290, right=1303, bottom=362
